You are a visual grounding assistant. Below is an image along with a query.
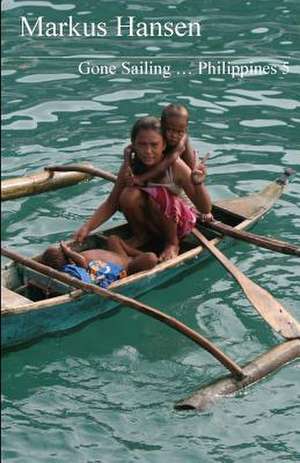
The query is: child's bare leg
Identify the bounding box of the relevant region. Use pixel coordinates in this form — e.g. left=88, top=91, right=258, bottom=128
left=107, top=235, right=143, bottom=258
left=119, top=187, right=154, bottom=247
left=147, top=197, right=179, bottom=261
left=106, top=235, right=128, bottom=257
left=127, top=252, right=158, bottom=275
left=107, top=233, right=158, bottom=273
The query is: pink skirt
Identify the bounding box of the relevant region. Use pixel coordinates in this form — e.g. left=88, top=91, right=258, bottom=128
left=142, top=186, right=197, bottom=238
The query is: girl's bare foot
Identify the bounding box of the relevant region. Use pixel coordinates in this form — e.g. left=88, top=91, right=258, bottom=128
left=159, top=243, right=179, bottom=262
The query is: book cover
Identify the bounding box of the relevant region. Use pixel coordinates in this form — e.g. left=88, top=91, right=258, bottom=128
left=2, top=1, right=300, bottom=462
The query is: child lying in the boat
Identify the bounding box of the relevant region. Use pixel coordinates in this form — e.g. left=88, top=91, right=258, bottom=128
left=41, top=236, right=158, bottom=288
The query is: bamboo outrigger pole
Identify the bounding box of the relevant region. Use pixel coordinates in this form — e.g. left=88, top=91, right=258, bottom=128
left=1, top=166, right=93, bottom=201
left=176, top=339, right=300, bottom=411
left=206, top=221, right=300, bottom=257
left=1, top=246, right=245, bottom=380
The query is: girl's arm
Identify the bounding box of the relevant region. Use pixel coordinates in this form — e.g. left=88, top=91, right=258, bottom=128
left=73, top=165, right=125, bottom=243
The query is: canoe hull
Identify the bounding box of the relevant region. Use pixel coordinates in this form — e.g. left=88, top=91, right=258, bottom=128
left=2, top=247, right=213, bottom=348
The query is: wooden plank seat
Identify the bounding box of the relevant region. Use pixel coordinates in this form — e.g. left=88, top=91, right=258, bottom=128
left=23, top=267, right=75, bottom=295
left=1, top=287, right=32, bottom=310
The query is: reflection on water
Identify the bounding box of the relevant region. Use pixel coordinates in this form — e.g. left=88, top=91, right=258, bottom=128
left=2, top=0, right=300, bottom=462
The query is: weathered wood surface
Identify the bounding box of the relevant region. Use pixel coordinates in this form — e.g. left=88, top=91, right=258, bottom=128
left=1, top=246, right=245, bottom=378
left=213, top=171, right=293, bottom=219
left=1, top=166, right=92, bottom=201
left=1, top=287, right=32, bottom=309
left=46, top=163, right=117, bottom=183
left=192, top=228, right=300, bottom=340
left=207, top=221, right=300, bottom=257
left=175, top=339, right=300, bottom=411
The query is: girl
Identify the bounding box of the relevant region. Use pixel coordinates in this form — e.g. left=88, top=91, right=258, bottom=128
left=73, top=117, right=212, bottom=261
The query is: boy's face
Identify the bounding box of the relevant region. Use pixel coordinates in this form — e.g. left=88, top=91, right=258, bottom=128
left=163, top=115, right=188, bottom=147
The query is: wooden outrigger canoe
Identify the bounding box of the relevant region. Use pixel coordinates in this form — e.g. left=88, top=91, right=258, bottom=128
left=1, top=170, right=295, bottom=349
left=2, top=166, right=300, bottom=409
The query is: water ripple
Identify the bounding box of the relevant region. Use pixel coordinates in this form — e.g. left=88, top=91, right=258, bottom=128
left=3, top=100, right=117, bottom=130
left=16, top=73, right=79, bottom=83
left=3, top=0, right=75, bottom=11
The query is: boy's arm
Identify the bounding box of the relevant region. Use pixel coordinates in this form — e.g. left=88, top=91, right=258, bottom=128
left=174, top=159, right=212, bottom=214
left=136, top=150, right=179, bottom=184
left=136, top=134, right=187, bottom=184
left=181, top=137, right=197, bottom=170
left=60, top=242, right=88, bottom=268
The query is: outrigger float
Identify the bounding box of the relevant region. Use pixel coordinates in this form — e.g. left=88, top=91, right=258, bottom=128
left=1, top=164, right=300, bottom=410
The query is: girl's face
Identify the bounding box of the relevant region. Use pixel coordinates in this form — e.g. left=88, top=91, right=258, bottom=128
left=133, top=129, right=166, bottom=166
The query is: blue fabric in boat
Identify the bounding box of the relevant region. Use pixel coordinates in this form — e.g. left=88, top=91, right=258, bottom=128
left=62, top=261, right=126, bottom=289
left=62, top=264, right=90, bottom=283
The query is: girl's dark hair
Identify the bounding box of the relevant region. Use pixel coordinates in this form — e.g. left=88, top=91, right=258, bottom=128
left=130, top=116, right=161, bottom=142
left=161, top=104, right=189, bottom=126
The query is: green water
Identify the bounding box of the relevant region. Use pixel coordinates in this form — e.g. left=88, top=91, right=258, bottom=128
left=2, top=1, right=300, bottom=461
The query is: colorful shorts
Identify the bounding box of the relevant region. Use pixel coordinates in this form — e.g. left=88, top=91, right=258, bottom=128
left=63, top=260, right=126, bottom=289
left=142, top=186, right=197, bottom=238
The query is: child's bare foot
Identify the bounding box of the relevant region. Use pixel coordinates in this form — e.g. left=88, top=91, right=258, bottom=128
left=159, top=243, right=179, bottom=262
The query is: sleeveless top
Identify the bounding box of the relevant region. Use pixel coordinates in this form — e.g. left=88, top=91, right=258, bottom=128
left=147, top=166, right=182, bottom=196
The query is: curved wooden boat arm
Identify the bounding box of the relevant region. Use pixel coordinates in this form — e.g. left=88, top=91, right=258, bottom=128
left=45, top=164, right=117, bottom=183
left=1, top=246, right=245, bottom=380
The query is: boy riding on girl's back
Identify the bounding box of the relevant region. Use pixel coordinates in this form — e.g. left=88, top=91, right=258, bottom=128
left=123, top=104, right=208, bottom=188
left=41, top=236, right=158, bottom=288
left=162, top=103, right=197, bottom=169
